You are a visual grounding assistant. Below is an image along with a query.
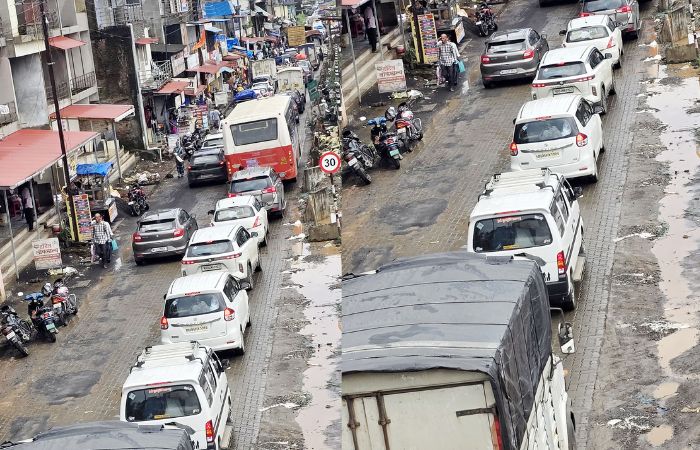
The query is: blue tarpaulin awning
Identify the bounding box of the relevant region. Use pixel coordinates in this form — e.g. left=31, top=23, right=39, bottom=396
left=203, top=1, right=234, bottom=17
left=76, top=162, right=113, bottom=177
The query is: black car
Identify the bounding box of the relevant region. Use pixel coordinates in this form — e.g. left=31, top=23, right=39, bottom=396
left=187, top=148, right=228, bottom=187
left=282, top=89, right=306, bottom=117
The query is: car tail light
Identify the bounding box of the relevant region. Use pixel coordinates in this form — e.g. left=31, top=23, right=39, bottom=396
left=262, top=186, right=276, bottom=194
left=574, top=74, right=595, bottom=83
left=205, top=420, right=215, bottom=443
left=523, top=49, right=535, bottom=59
left=480, top=54, right=491, bottom=64
left=181, top=259, right=195, bottom=265
left=224, top=307, right=236, bottom=321
left=186, top=165, right=192, bottom=171
left=173, top=228, right=185, bottom=237
left=227, top=192, right=238, bottom=198
left=576, top=133, right=589, bottom=147
left=557, top=251, right=567, bottom=275
left=160, top=316, right=169, bottom=330
left=579, top=12, right=592, bottom=16
left=532, top=82, right=547, bottom=88
left=491, top=415, right=505, bottom=450
left=132, top=232, right=142, bottom=242
left=509, top=142, right=519, bottom=156
left=606, top=37, right=615, bottom=48
left=253, top=216, right=261, bottom=227
left=617, top=4, right=631, bottom=12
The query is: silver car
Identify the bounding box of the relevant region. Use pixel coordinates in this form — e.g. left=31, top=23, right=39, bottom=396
left=228, top=167, right=286, bottom=217
left=580, top=0, right=640, bottom=38
left=480, top=29, right=549, bottom=89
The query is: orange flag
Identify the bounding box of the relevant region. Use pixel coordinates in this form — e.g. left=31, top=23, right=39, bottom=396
left=192, top=31, right=206, bottom=50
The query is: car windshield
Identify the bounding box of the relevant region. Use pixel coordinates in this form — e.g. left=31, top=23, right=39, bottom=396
left=215, top=206, right=255, bottom=222
left=514, top=117, right=578, bottom=144
left=191, top=154, right=220, bottom=165
left=203, top=137, right=223, bottom=147
left=583, top=0, right=624, bottom=11
left=164, top=293, right=224, bottom=318
left=537, top=62, right=587, bottom=79
left=230, top=176, right=271, bottom=193
left=125, top=385, right=202, bottom=422
left=487, top=39, right=526, bottom=53
left=187, top=240, right=234, bottom=257
left=231, top=119, right=278, bottom=145
left=473, top=214, right=553, bottom=252
left=567, top=26, right=609, bottom=42
left=139, top=219, right=175, bottom=232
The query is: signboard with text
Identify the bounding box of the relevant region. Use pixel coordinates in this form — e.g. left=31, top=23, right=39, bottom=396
left=67, top=193, right=92, bottom=242
left=375, top=60, right=406, bottom=93
left=417, top=14, right=439, bottom=63
left=32, top=238, right=62, bottom=270
left=287, top=26, right=306, bottom=47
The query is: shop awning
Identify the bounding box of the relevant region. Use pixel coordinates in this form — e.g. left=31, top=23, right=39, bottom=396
left=50, top=104, right=135, bottom=122
left=223, top=54, right=242, bottom=61
left=156, top=80, right=190, bottom=94
left=184, top=84, right=207, bottom=96
left=135, top=37, right=159, bottom=45
left=204, top=24, right=223, bottom=33
left=0, top=129, right=99, bottom=189
left=48, top=35, right=86, bottom=50
left=187, top=63, right=222, bottom=74
left=203, top=0, right=234, bottom=17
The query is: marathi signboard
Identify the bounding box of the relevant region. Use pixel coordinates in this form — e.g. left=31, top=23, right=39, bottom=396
left=417, top=14, right=439, bottom=63
left=32, top=238, right=62, bottom=270
left=375, top=60, right=407, bottom=93
left=287, top=26, right=306, bottom=47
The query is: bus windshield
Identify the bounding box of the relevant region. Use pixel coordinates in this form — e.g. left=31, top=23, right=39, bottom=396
left=230, top=119, right=278, bottom=146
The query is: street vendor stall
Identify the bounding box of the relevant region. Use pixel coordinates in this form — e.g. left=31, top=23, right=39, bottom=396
left=73, top=163, right=118, bottom=223
left=408, top=0, right=466, bottom=44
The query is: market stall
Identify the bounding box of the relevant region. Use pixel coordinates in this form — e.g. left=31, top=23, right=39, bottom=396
left=73, top=163, right=118, bottom=224
left=408, top=0, right=466, bottom=44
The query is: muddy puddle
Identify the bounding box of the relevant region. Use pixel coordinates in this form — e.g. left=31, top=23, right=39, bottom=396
left=644, top=424, right=674, bottom=447
left=289, top=235, right=341, bottom=449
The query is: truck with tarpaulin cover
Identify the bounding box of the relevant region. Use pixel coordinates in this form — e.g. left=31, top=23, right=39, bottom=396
left=342, top=251, right=577, bottom=450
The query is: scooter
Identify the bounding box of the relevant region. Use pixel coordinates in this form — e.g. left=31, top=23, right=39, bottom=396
left=41, top=279, right=78, bottom=327
left=365, top=117, right=402, bottom=170
left=342, top=130, right=376, bottom=185
left=475, top=2, right=497, bottom=37
left=385, top=104, right=424, bottom=150
left=22, top=293, right=58, bottom=343
left=0, top=304, right=33, bottom=357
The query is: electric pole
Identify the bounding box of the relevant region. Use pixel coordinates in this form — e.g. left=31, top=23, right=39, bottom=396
left=40, top=0, right=80, bottom=242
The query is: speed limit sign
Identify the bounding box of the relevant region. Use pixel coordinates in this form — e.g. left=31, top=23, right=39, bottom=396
left=319, top=151, right=341, bottom=175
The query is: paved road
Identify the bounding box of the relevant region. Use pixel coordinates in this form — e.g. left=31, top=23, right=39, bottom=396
left=341, top=0, right=652, bottom=446
left=0, top=166, right=304, bottom=449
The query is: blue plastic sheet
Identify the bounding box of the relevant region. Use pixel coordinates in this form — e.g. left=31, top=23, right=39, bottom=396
left=76, top=162, right=113, bottom=177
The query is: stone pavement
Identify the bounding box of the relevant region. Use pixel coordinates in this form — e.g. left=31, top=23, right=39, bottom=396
left=341, top=0, right=653, bottom=446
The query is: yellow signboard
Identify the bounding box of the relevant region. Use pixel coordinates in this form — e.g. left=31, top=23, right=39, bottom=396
left=287, top=26, right=306, bottom=47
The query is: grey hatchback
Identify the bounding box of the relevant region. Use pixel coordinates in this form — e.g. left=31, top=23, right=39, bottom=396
left=480, top=29, right=549, bottom=88
left=132, top=208, right=199, bottom=265
left=228, top=167, right=286, bottom=217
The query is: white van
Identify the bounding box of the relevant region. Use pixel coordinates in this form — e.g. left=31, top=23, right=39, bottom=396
left=161, top=272, right=251, bottom=353
left=466, top=168, right=586, bottom=310
left=120, top=342, right=233, bottom=450
left=181, top=225, right=261, bottom=289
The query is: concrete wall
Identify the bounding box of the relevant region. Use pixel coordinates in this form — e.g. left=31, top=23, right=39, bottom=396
left=0, top=54, right=17, bottom=105
left=11, top=54, right=49, bottom=127
left=58, top=0, right=78, bottom=27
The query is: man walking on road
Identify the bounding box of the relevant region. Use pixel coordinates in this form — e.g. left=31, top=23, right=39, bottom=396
left=438, top=34, right=460, bottom=92
left=92, top=213, right=113, bottom=269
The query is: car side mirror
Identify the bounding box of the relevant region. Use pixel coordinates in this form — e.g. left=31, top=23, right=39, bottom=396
left=512, top=118, right=516, bottom=124
left=573, top=186, right=584, bottom=198
left=604, top=52, right=612, bottom=59
left=219, top=359, right=230, bottom=371
left=551, top=307, right=575, bottom=354
left=239, top=281, right=252, bottom=290
left=541, top=33, right=547, bottom=40
left=558, top=29, right=566, bottom=36
left=190, top=214, right=197, bottom=219
left=592, top=105, right=604, bottom=115
left=207, top=210, right=214, bottom=215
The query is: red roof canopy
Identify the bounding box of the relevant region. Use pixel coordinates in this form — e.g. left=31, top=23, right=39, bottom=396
left=48, top=35, right=86, bottom=50
left=156, top=81, right=190, bottom=94
left=135, top=37, right=159, bottom=45
left=0, top=129, right=99, bottom=189
left=223, top=54, right=242, bottom=61
left=50, top=104, right=135, bottom=122
left=188, top=63, right=221, bottom=74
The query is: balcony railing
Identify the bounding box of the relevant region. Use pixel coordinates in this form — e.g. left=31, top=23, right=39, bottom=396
left=139, top=60, right=173, bottom=91
left=0, top=101, right=18, bottom=125
left=46, top=81, right=71, bottom=102
left=161, top=0, right=191, bottom=17
left=94, top=3, right=144, bottom=29
left=71, top=71, right=96, bottom=95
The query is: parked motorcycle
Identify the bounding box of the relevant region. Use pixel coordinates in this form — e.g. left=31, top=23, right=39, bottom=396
left=127, top=184, right=149, bottom=217
left=22, top=293, right=58, bottom=343
left=365, top=117, right=402, bottom=170
left=41, top=279, right=78, bottom=327
left=385, top=104, right=424, bottom=150
left=0, top=304, right=33, bottom=357
left=475, top=2, right=497, bottom=37
left=342, top=130, right=377, bottom=185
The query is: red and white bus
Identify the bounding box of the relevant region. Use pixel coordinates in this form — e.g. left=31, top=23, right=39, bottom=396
left=222, top=95, right=302, bottom=182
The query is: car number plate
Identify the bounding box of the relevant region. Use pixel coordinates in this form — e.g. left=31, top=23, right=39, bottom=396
left=389, top=149, right=400, bottom=157
left=535, top=150, right=561, bottom=160
left=151, top=247, right=168, bottom=253
left=5, top=331, right=16, bottom=340
left=202, top=264, right=221, bottom=272
left=553, top=86, right=575, bottom=95
left=46, top=323, right=56, bottom=331
left=500, top=69, right=518, bottom=75
left=245, top=159, right=259, bottom=167
left=185, top=324, right=209, bottom=333
left=348, top=157, right=359, bottom=167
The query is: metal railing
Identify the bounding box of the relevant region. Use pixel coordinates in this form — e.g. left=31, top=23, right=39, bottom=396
left=161, top=0, right=191, bottom=16
left=71, top=71, right=96, bottom=95
left=94, top=3, right=144, bottom=28
left=46, top=81, right=71, bottom=102
left=139, top=60, right=173, bottom=90
left=12, top=2, right=60, bottom=39
left=0, top=101, right=18, bottom=125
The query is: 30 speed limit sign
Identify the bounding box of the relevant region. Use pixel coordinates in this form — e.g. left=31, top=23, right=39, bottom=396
left=319, top=151, right=341, bottom=175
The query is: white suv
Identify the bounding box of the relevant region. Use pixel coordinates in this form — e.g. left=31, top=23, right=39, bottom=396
left=208, top=195, right=269, bottom=247
left=181, top=225, right=261, bottom=289
left=532, top=46, right=615, bottom=113
left=511, top=94, right=604, bottom=181
left=561, top=16, right=623, bottom=69
left=160, top=272, right=251, bottom=353
left=466, top=169, right=586, bottom=310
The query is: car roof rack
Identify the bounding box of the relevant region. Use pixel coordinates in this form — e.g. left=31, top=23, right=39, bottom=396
left=479, top=168, right=559, bottom=200
left=132, top=342, right=207, bottom=371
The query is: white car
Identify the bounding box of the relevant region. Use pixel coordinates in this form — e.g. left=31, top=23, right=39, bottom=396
left=201, top=132, right=223, bottom=150
left=531, top=46, right=616, bottom=113
left=561, top=15, right=623, bottom=69
left=510, top=94, right=604, bottom=181
left=181, top=224, right=261, bottom=289
left=251, top=82, right=274, bottom=98
left=160, top=272, right=251, bottom=353
left=208, top=195, right=269, bottom=246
